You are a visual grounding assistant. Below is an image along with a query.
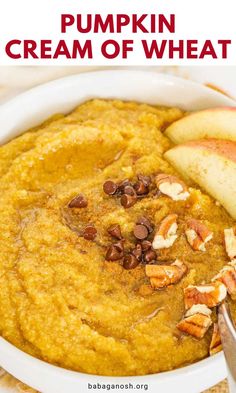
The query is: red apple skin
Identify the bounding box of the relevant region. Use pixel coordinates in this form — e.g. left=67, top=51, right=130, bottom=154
left=203, top=107, right=236, bottom=112
left=175, top=139, right=236, bottom=163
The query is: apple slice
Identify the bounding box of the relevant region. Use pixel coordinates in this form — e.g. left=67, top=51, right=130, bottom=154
left=165, top=108, right=236, bottom=144
left=164, top=139, right=236, bottom=219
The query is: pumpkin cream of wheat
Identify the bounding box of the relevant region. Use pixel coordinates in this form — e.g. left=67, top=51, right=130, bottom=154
left=0, top=99, right=234, bottom=376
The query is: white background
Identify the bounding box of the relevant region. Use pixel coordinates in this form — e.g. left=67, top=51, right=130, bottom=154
left=0, top=0, right=236, bottom=65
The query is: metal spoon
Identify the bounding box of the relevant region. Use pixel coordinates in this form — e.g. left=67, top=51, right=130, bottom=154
left=218, top=302, right=236, bottom=392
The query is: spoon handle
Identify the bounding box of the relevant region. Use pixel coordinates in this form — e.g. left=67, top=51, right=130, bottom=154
left=218, top=302, right=236, bottom=392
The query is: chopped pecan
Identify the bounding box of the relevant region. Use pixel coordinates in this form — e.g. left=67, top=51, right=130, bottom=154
left=224, top=228, right=236, bottom=260
left=185, top=219, right=213, bottom=252
left=229, top=259, right=236, bottom=268
left=185, top=304, right=212, bottom=317
left=210, top=323, right=222, bottom=356
left=152, top=214, right=178, bottom=249
left=184, top=281, right=227, bottom=310
left=212, top=261, right=236, bottom=299
left=156, top=173, right=190, bottom=201
left=146, top=259, right=187, bottom=289
left=177, top=310, right=212, bottom=339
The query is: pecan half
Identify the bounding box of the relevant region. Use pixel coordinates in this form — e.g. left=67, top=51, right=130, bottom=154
left=146, top=259, right=187, bottom=289
left=212, top=261, right=236, bottom=299
left=177, top=309, right=212, bottom=339
left=185, top=219, right=213, bottom=252
left=184, top=281, right=227, bottom=310
left=152, top=214, right=178, bottom=249
left=210, top=323, right=222, bottom=356
left=156, top=174, right=190, bottom=201
left=224, top=228, right=236, bottom=260
left=185, top=304, right=212, bottom=317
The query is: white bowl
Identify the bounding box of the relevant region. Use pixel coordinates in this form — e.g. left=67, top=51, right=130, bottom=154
left=0, top=70, right=234, bottom=393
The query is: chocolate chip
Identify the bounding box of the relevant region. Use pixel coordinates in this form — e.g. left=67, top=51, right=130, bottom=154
left=113, top=240, right=125, bottom=252
left=133, top=181, right=149, bottom=195
left=117, top=179, right=132, bottom=193
left=136, top=216, right=153, bottom=233
left=120, top=194, right=137, bottom=208
left=131, top=244, right=142, bottom=261
left=107, top=224, right=122, bottom=240
left=133, top=224, right=149, bottom=240
left=105, top=246, right=122, bottom=261
left=103, top=180, right=118, bottom=195
left=105, top=240, right=124, bottom=261
left=141, top=240, right=152, bottom=251
left=143, top=249, right=157, bottom=263
left=123, top=254, right=140, bottom=270
left=123, top=185, right=136, bottom=196
left=137, top=174, right=151, bottom=187
left=83, top=225, right=97, bottom=241
left=105, top=245, right=119, bottom=261
left=68, top=194, right=88, bottom=208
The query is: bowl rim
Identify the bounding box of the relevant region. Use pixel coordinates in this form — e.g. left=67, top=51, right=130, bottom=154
left=0, top=336, right=226, bottom=381
left=2, top=68, right=235, bottom=110
left=0, top=69, right=235, bottom=144
left=0, top=69, right=234, bottom=390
